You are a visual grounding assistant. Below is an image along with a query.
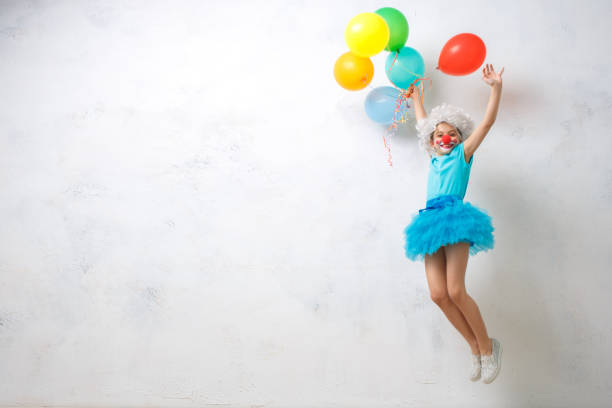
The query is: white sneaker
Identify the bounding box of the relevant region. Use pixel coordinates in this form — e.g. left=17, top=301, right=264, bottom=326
left=470, top=353, right=481, bottom=381
left=481, top=337, right=502, bottom=384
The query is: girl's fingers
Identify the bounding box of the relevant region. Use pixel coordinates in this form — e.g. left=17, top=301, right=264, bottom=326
left=484, top=63, right=507, bottom=78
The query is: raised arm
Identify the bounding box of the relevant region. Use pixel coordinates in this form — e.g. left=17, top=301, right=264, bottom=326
left=463, top=64, right=504, bottom=162
left=409, top=84, right=427, bottom=121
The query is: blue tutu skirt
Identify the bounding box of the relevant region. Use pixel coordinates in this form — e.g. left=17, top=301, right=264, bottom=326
left=404, top=194, right=495, bottom=262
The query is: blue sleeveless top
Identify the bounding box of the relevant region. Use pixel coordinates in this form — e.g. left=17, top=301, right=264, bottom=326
left=426, top=142, right=473, bottom=201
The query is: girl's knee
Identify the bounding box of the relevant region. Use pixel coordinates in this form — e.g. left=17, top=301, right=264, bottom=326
left=448, top=286, right=467, bottom=303
left=430, top=290, right=450, bottom=305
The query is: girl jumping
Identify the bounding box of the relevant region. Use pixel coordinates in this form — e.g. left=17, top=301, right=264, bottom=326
left=404, top=64, right=505, bottom=384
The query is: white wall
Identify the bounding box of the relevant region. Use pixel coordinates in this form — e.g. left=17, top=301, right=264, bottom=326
left=1, top=0, right=611, bottom=407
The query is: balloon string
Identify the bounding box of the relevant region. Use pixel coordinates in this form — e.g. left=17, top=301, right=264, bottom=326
left=385, top=76, right=432, bottom=132
left=387, top=50, right=431, bottom=79
left=387, top=50, right=433, bottom=95
left=386, top=50, right=400, bottom=78
left=382, top=131, right=393, bottom=167
left=380, top=76, right=433, bottom=167
left=378, top=51, right=434, bottom=167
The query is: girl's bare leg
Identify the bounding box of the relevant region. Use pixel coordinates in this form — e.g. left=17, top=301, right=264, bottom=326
left=444, top=241, right=493, bottom=355
left=424, top=246, right=480, bottom=355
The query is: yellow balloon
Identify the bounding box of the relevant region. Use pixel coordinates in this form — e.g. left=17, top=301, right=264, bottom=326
left=345, top=12, right=390, bottom=57
left=333, top=52, right=374, bottom=91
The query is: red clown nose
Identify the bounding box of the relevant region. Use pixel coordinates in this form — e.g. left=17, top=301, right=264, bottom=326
left=442, top=134, right=452, bottom=144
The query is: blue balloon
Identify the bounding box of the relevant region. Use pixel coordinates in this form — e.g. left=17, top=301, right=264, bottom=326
left=385, top=46, right=425, bottom=89
left=364, top=86, right=410, bottom=125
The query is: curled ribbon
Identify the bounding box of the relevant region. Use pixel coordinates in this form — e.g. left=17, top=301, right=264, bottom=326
left=380, top=50, right=433, bottom=167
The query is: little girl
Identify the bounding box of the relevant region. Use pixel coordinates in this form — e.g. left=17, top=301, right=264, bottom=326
left=404, top=64, right=504, bottom=384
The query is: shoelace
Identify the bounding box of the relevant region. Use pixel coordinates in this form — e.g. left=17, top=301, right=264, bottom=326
left=481, top=354, right=495, bottom=369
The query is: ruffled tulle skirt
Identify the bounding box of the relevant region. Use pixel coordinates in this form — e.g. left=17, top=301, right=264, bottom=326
left=404, top=194, right=495, bottom=262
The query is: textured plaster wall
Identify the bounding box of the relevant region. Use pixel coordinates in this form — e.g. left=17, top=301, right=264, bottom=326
left=1, top=0, right=611, bottom=407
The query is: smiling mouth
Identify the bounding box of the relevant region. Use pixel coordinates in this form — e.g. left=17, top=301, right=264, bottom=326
left=440, top=144, right=453, bottom=149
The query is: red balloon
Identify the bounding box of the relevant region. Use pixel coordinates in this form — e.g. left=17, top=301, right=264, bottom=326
left=437, top=33, right=486, bottom=76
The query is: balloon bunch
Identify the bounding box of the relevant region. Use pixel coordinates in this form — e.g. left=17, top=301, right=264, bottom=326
left=333, top=7, right=426, bottom=166
left=333, top=8, right=488, bottom=167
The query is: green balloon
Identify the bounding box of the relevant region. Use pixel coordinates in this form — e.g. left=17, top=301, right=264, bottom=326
left=375, top=7, right=409, bottom=52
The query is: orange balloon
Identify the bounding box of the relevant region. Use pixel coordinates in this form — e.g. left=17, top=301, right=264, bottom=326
left=333, top=52, right=374, bottom=91
left=437, top=33, right=486, bottom=76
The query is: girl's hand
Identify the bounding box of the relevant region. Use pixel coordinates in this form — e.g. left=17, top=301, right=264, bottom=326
left=482, top=63, right=504, bottom=87
left=408, top=84, right=420, bottom=100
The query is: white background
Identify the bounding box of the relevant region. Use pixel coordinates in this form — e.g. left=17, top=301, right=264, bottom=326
left=1, top=0, right=611, bottom=407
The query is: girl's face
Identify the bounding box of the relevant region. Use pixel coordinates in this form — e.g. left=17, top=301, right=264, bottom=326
left=430, top=122, right=461, bottom=155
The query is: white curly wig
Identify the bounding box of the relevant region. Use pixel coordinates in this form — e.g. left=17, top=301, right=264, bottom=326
left=415, top=103, right=475, bottom=156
